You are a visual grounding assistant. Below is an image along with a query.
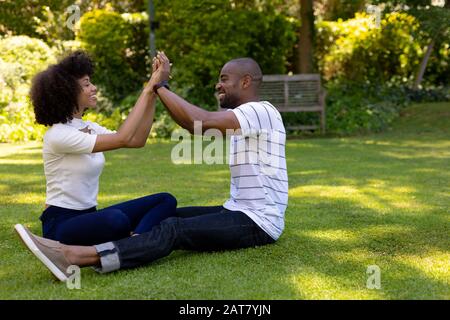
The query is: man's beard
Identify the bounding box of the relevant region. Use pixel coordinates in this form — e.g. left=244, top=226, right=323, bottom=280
left=220, top=93, right=240, bottom=109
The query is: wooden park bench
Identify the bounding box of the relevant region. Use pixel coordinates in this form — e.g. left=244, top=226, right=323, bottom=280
left=259, top=74, right=326, bottom=133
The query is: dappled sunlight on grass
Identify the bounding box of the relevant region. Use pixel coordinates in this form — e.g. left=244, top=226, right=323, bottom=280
left=0, top=174, right=42, bottom=184
left=361, top=140, right=395, bottom=146
left=0, top=159, right=42, bottom=165
left=285, top=169, right=325, bottom=176
left=2, top=192, right=44, bottom=205
left=289, top=183, right=433, bottom=213
left=289, top=268, right=383, bottom=299
left=351, top=139, right=450, bottom=149
left=0, top=142, right=42, bottom=158
left=326, top=248, right=388, bottom=266
left=301, top=229, right=359, bottom=243
left=290, top=185, right=360, bottom=198
left=380, top=150, right=450, bottom=160
left=357, top=224, right=415, bottom=236
left=1, top=221, right=41, bottom=236
left=395, top=251, right=450, bottom=286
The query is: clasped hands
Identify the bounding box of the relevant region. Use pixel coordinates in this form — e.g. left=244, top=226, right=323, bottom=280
left=146, top=51, right=171, bottom=93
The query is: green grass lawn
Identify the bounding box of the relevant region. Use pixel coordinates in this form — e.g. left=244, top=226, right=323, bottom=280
left=0, top=102, right=449, bottom=299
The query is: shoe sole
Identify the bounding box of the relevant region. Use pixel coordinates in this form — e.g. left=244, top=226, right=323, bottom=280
left=14, top=224, right=68, bottom=282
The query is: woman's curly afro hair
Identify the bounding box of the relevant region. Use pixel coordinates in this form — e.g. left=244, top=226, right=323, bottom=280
left=31, top=50, right=94, bottom=126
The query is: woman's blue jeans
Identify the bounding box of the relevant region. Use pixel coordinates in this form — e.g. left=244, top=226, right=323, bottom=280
left=40, top=193, right=177, bottom=246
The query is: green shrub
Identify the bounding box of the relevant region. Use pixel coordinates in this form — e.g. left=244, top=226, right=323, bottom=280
left=0, top=99, right=47, bottom=142
left=404, top=86, right=450, bottom=103
left=0, top=35, right=56, bottom=82
left=0, top=36, right=55, bottom=142
left=52, top=40, right=82, bottom=59
left=316, top=12, right=422, bottom=85
left=84, top=108, right=125, bottom=132
left=324, top=81, right=410, bottom=135
left=149, top=111, right=180, bottom=139
left=0, top=58, right=24, bottom=111
left=316, top=11, right=449, bottom=86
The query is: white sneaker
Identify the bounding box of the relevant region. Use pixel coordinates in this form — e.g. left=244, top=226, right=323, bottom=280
left=14, top=224, right=72, bottom=282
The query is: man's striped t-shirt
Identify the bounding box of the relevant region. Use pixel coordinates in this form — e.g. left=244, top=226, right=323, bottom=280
left=223, top=101, right=288, bottom=240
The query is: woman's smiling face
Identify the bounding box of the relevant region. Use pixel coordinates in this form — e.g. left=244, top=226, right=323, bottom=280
left=77, top=75, right=97, bottom=111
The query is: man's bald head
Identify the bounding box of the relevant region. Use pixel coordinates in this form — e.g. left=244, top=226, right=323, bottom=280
left=223, top=58, right=263, bottom=88
left=216, top=58, right=263, bottom=109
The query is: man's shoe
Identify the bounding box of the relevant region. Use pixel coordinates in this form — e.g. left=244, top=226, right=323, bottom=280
left=14, top=224, right=72, bottom=282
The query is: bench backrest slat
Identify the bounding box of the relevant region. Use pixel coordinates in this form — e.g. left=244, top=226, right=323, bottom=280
left=257, top=73, right=326, bottom=133
left=260, top=74, right=322, bottom=108
left=262, top=74, right=320, bottom=82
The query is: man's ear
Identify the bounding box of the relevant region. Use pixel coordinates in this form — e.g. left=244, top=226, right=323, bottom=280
left=241, top=75, right=252, bottom=89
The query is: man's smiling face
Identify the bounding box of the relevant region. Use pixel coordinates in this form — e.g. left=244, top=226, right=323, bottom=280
left=215, top=62, right=243, bottom=109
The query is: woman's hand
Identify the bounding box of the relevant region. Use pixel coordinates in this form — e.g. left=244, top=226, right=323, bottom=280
left=144, top=55, right=161, bottom=93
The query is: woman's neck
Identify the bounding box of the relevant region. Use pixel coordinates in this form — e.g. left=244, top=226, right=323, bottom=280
left=72, top=107, right=84, bottom=119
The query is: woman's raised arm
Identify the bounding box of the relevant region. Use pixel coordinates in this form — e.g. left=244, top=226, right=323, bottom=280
left=92, top=58, right=160, bottom=152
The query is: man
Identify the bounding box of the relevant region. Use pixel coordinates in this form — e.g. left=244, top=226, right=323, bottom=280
left=15, top=52, right=288, bottom=281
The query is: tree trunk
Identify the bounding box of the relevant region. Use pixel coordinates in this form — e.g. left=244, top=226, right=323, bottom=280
left=413, top=39, right=434, bottom=90
left=413, top=0, right=448, bottom=88
left=298, top=0, right=315, bottom=73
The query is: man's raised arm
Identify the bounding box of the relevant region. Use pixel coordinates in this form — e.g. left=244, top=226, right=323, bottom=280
left=152, top=52, right=240, bottom=134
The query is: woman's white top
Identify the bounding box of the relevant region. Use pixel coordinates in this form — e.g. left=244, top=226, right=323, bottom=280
left=43, top=118, right=115, bottom=210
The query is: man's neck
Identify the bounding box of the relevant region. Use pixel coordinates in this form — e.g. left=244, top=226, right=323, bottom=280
left=238, top=95, right=260, bottom=106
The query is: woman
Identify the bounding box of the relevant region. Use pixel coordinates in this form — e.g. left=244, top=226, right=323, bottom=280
left=30, top=50, right=176, bottom=246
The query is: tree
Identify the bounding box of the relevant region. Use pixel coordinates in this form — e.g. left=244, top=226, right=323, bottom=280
left=371, top=0, right=450, bottom=88
left=298, top=0, right=315, bottom=73
left=413, top=0, right=450, bottom=89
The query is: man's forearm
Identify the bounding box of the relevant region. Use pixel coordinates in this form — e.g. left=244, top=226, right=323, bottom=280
left=157, top=87, right=210, bottom=133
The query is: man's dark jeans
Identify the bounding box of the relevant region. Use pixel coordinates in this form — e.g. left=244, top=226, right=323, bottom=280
left=94, top=206, right=276, bottom=272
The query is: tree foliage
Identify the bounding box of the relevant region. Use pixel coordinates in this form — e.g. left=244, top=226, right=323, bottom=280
left=76, top=9, right=147, bottom=105
left=154, top=0, right=297, bottom=108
